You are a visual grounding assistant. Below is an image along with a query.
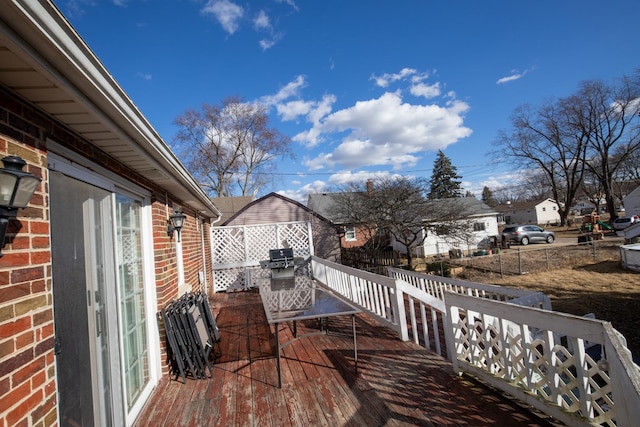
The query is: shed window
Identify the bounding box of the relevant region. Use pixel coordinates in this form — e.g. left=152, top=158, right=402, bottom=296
left=345, top=225, right=356, bottom=241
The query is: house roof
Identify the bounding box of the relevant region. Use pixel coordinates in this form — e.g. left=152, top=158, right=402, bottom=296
left=0, top=1, right=221, bottom=219
left=210, top=196, right=254, bottom=224
left=495, top=198, right=556, bottom=213
left=453, top=197, right=497, bottom=217
left=307, top=192, right=496, bottom=222
left=307, top=192, right=359, bottom=223
left=222, top=192, right=333, bottom=226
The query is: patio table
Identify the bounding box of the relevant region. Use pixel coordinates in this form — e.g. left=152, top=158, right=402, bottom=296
left=257, top=275, right=361, bottom=388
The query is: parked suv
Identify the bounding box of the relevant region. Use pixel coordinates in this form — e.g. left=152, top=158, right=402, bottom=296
left=501, top=225, right=555, bottom=245
left=611, top=216, right=640, bottom=231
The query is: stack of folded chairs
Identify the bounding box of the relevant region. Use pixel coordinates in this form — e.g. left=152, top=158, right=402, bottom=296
left=160, top=291, right=221, bottom=382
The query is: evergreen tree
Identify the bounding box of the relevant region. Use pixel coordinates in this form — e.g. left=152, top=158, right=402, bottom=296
left=428, top=150, right=463, bottom=199
left=481, top=186, right=497, bottom=207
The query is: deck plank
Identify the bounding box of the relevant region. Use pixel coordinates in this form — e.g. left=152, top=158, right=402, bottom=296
left=135, top=289, right=558, bottom=427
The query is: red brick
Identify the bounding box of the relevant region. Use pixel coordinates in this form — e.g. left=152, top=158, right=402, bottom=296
left=38, top=323, right=54, bottom=341
left=31, top=279, right=46, bottom=294
left=11, top=266, right=44, bottom=283
left=0, top=381, right=30, bottom=413
left=0, top=316, right=31, bottom=340
left=0, top=282, right=30, bottom=304
left=15, top=330, right=34, bottom=350
left=30, top=251, right=50, bottom=264
left=33, top=309, right=52, bottom=327
left=34, top=336, right=53, bottom=357
left=0, top=376, right=9, bottom=396
left=31, top=394, right=56, bottom=425
left=31, top=236, right=49, bottom=249
left=30, top=370, right=46, bottom=390
left=28, top=222, right=49, bottom=235
left=9, top=236, right=30, bottom=250
left=0, top=252, right=30, bottom=269
left=6, top=387, right=43, bottom=427
left=12, top=357, right=44, bottom=387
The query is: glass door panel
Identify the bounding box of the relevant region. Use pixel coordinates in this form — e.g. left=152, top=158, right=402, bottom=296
left=115, top=194, right=150, bottom=410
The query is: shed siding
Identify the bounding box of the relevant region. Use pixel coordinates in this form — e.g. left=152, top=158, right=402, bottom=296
left=223, top=194, right=341, bottom=261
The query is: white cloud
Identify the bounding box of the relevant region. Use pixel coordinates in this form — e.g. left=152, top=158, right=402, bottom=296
left=263, top=72, right=471, bottom=175
left=136, top=72, right=152, bottom=80
left=253, top=10, right=284, bottom=50
left=371, top=68, right=418, bottom=88
left=410, top=82, right=441, bottom=99
left=496, top=67, right=536, bottom=84
left=275, top=0, right=300, bottom=12
left=253, top=10, right=271, bottom=31
left=202, top=0, right=244, bottom=34
left=299, top=91, right=471, bottom=170
left=261, top=75, right=307, bottom=105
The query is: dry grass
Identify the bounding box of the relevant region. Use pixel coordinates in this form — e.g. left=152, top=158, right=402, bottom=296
left=464, top=257, right=640, bottom=360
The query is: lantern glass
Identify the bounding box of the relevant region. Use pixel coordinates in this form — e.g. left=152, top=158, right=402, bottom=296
left=170, top=212, right=186, bottom=229
left=11, top=176, right=40, bottom=208
left=0, top=171, right=18, bottom=207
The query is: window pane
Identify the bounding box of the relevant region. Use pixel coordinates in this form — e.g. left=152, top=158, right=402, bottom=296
left=116, top=194, right=149, bottom=410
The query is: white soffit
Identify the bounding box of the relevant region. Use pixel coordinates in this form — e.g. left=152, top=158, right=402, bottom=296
left=0, top=0, right=220, bottom=219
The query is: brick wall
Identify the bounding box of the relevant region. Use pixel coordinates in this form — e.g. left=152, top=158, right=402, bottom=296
left=0, top=94, right=56, bottom=426
left=1, top=86, right=215, bottom=422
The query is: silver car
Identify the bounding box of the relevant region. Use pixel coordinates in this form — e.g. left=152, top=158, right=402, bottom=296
left=501, top=225, right=555, bottom=245
left=612, top=216, right=639, bottom=231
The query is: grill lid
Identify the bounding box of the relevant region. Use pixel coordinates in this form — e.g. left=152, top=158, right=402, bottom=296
left=269, top=248, right=293, bottom=262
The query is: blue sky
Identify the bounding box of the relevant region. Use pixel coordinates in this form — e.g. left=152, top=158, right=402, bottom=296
left=55, top=0, right=640, bottom=203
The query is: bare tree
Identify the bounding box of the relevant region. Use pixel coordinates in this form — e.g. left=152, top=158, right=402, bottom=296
left=333, top=177, right=473, bottom=270
left=495, top=98, right=588, bottom=226
left=615, top=145, right=640, bottom=185
left=173, top=96, right=293, bottom=197
left=572, top=72, right=640, bottom=219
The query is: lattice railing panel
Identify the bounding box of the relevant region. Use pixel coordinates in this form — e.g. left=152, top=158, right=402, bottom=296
left=213, top=268, right=245, bottom=293
left=279, top=222, right=311, bottom=259
left=211, top=227, right=246, bottom=265
left=245, top=225, right=279, bottom=261
left=448, top=301, right=618, bottom=427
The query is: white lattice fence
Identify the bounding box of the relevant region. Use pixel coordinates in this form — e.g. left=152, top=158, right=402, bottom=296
left=211, top=221, right=313, bottom=292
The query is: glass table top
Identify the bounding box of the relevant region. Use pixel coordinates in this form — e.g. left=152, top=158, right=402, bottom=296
left=257, top=275, right=360, bottom=323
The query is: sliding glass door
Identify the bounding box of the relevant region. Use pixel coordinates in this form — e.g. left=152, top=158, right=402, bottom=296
left=51, top=168, right=154, bottom=426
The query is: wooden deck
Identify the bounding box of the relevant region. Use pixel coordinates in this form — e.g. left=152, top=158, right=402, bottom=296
left=134, top=289, right=558, bottom=426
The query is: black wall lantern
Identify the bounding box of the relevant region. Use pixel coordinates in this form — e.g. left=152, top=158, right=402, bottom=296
left=0, top=156, right=41, bottom=257
left=167, top=209, right=187, bottom=242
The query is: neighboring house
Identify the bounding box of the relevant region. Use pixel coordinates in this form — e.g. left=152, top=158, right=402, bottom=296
left=496, top=198, right=561, bottom=225
left=393, top=197, right=499, bottom=257
left=571, top=200, right=597, bottom=215
left=307, top=192, right=386, bottom=249
left=1, top=3, right=222, bottom=426
left=623, top=186, right=640, bottom=218
left=222, top=192, right=341, bottom=262
left=211, top=195, right=254, bottom=224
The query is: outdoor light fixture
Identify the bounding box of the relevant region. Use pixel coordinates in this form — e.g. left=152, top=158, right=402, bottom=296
left=167, top=209, right=187, bottom=242
left=0, top=156, right=41, bottom=257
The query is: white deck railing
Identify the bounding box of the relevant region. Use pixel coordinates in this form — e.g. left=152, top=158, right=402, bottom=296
left=310, top=256, right=640, bottom=427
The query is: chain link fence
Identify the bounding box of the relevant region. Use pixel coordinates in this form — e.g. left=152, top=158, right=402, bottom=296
left=448, top=239, right=621, bottom=277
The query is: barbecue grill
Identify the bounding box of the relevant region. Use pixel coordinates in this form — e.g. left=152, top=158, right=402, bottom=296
left=260, top=248, right=301, bottom=279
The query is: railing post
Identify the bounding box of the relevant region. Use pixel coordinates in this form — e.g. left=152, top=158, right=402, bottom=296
left=392, top=279, right=409, bottom=341
left=518, top=248, right=522, bottom=274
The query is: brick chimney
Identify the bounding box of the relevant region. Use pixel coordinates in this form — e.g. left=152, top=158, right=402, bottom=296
left=366, top=179, right=373, bottom=196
